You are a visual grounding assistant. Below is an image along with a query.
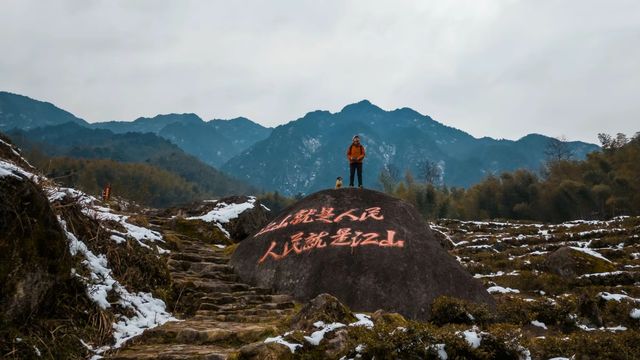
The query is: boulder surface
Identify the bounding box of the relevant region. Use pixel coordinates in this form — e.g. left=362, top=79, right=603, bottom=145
left=231, top=188, right=494, bottom=320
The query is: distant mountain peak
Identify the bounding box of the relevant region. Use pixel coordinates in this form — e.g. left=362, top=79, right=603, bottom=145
left=210, top=116, right=255, bottom=124
left=339, top=99, right=384, bottom=115
left=0, top=91, right=87, bottom=131
left=134, top=113, right=203, bottom=123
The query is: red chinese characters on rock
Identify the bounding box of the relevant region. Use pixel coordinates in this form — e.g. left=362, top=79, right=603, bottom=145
left=258, top=227, right=405, bottom=263
left=255, top=207, right=384, bottom=236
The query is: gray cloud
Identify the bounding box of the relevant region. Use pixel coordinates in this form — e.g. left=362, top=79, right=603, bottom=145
left=1, top=0, right=638, bottom=142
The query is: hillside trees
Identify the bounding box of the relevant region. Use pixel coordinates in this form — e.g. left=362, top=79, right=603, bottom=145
left=29, top=155, right=209, bottom=207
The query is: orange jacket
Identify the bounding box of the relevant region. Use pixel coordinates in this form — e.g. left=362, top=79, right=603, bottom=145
left=347, top=143, right=365, bottom=163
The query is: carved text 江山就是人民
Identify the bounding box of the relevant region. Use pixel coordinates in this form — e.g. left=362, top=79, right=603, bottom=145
left=255, top=207, right=384, bottom=236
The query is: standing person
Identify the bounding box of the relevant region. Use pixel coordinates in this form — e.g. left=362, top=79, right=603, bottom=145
left=347, top=135, right=366, bottom=188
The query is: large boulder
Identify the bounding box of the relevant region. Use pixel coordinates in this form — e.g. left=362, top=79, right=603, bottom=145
left=545, top=246, right=616, bottom=277
left=0, top=160, right=72, bottom=323
left=230, top=188, right=495, bottom=320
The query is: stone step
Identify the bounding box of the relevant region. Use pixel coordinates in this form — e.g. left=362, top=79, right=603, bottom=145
left=201, top=308, right=294, bottom=318
left=172, top=270, right=239, bottom=282
left=108, top=344, right=233, bottom=360
left=173, top=280, right=251, bottom=294
left=168, top=260, right=235, bottom=273
left=170, top=253, right=229, bottom=264
left=134, top=321, right=278, bottom=346
left=199, top=272, right=239, bottom=282
left=257, top=302, right=295, bottom=310
left=192, top=312, right=286, bottom=323
left=196, top=301, right=294, bottom=313
left=199, top=294, right=293, bottom=306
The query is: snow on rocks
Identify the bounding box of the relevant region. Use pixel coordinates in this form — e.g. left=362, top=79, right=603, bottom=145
left=599, top=292, right=640, bottom=303
left=349, top=313, right=374, bottom=329
left=71, top=198, right=167, bottom=253
left=186, top=196, right=257, bottom=237
left=0, top=159, right=38, bottom=180
left=0, top=138, right=23, bottom=157
left=187, top=196, right=256, bottom=223
left=569, top=246, right=612, bottom=263
left=474, top=271, right=520, bottom=278
left=48, top=186, right=167, bottom=253
left=264, top=333, right=303, bottom=353
left=266, top=313, right=376, bottom=355
left=431, top=226, right=458, bottom=247
left=427, top=343, right=448, bottom=359
left=578, top=271, right=627, bottom=279
left=304, top=321, right=347, bottom=345
left=302, top=315, right=373, bottom=346
left=487, top=286, right=520, bottom=294
left=47, top=186, right=93, bottom=204
left=458, top=327, right=483, bottom=349
left=631, top=309, right=640, bottom=319
left=83, top=204, right=163, bottom=245
left=577, top=324, right=628, bottom=332
left=434, top=343, right=448, bottom=360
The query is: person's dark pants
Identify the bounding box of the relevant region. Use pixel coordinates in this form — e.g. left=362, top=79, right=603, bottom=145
left=349, top=162, right=363, bottom=187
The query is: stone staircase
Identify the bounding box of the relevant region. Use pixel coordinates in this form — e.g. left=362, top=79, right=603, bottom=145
left=107, top=225, right=297, bottom=359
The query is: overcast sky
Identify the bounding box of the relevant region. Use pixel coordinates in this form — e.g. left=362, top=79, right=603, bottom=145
left=1, top=0, right=638, bottom=143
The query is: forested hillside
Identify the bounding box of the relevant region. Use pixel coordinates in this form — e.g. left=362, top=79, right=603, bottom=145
left=384, top=132, right=640, bottom=223
left=6, top=124, right=256, bottom=201
left=27, top=154, right=206, bottom=207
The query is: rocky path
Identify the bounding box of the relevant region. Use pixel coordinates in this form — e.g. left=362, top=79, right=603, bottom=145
left=107, top=222, right=297, bottom=359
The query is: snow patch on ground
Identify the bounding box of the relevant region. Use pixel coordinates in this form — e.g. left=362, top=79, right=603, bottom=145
left=531, top=320, right=547, bottom=330
left=578, top=271, right=626, bottom=278
left=630, top=309, right=640, bottom=319
left=76, top=201, right=166, bottom=252
left=429, top=343, right=448, bottom=359
left=58, top=210, right=175, bottom=352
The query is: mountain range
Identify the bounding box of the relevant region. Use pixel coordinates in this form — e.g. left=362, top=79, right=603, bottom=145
left=92, top=114, right=271, bottom=167
left=222, top=100, right=598, bottom=195
left=0, top=91, right=599, bottom=196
